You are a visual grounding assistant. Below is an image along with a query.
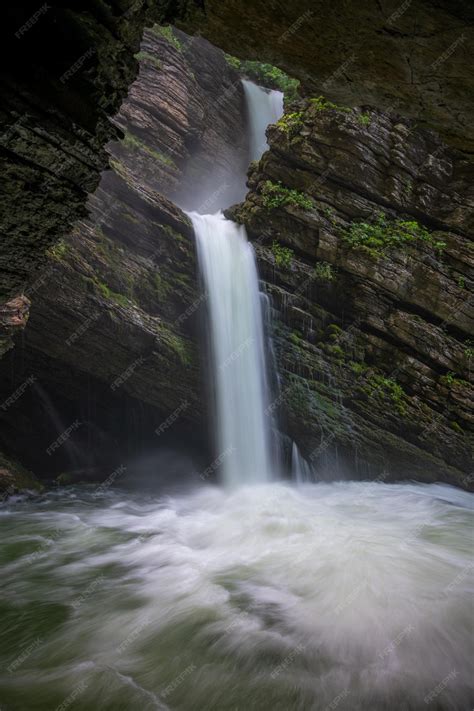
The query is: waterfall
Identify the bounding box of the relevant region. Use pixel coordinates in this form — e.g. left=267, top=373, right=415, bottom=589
left=189, top=212, right=272, bottom=486
left=291, top=442, right=313, bottom=484
left=189, top=81, right=284, bottom=486
left=242, top=79, right=284, bottom=161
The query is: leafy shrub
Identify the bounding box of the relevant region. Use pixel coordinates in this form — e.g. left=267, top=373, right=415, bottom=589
left=276, top=112, right=304, bottom=135
left=151, top=25, right=182, bottom=52
left=47, top=240, right=68, bottom=261
left=340, top=212, right=445, bottom=257
left=310, top=96, right=351, bottom=113
left=271, top=241, right=294, bottom=268
left=262, top=181, right=313, bottom=210
left=314, top=262, right=336, bottom=281
left=134, top=51, right=161, bottom=70
left=358, top=112, right=371, bottom=126
left=366, top=374, right=408, bottom=415
left=225, top=56, right=300, bottom=100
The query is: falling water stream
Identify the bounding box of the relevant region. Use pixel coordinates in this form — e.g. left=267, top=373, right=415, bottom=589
left=189, top=212, right=272, bottom=485
left=187, top=80, right=283, bottom=486
left=1, top=81, right=472, bottom=711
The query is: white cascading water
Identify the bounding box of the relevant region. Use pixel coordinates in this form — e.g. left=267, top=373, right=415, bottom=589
left=188, top=80, right=284, bottom=486
left=189, top=212, right=272, bottom=485
left=291, top=441, right=313, bottom=483
left=242, top=79, right=284, bottom=160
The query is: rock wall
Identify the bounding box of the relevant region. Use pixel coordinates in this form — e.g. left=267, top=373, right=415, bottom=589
left=0, top=26, right=246, bottom=480
left=182, top=0, right=473, bottom=151
left=231, top=100, right=473, bottom=487
left=0, top=3, right=181, bottom=356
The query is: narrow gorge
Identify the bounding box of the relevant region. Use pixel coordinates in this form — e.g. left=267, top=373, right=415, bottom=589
left=0, top=4, right=472, bottom=711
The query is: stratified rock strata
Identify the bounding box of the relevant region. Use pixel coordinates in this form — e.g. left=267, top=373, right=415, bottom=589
left=231, top=101, right=473, bottom=486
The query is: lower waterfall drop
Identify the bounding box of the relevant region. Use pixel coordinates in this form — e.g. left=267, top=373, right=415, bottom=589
left=189, top=211, right=273, bottom=486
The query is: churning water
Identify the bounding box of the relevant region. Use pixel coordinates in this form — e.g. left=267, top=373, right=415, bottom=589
left=0, top=482, right=472, bottom=710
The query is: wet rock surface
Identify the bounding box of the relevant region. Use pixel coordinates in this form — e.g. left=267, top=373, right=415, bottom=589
left=0, top=27, right=245, bottom=479
left=231, top=102, right=473, bottom=487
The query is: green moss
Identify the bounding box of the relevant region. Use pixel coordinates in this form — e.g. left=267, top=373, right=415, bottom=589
left=290, top=330, right=303, bottom=346
left=326, top=344, right=344, bottom=360
left=322, top=205, right=337, bottom=223
left=224, top=54, right=241, bottom=71
left=271, top=241, right=294, bottom=268
left=450, top=421, right=464, bottom=434
left=350, top=361, right=368, bottom=375
left=340, top=212, right=445, bottom=257
left=160, top=328, right=192, bottom=365
left=357, top=112, right=371, bottom=126
left=225, top=56, right=300, bottom=100
left=46, top=239, right=68, bottom=261
left=310, top=96, right=351, bottom=113
left=365, top=374, right=408, bottom=416
left=151, top=24, right=182, bottom=52
left=122, top=212, right=140, bottom=224
left=275, top=112, right=304, bottom=135
left=262, top=180, right=313, bottom=210
left=134, top=51, right=161, bottom=70
left=440, top=371, right=469, bottom=388
left=159, top=223, right=186, bottom=241
left=94, top=279, right=130, bottom=308
left=457, top=276, right=465, bottom=289
left=122, top=131, right=176, bottom=168
left=149, top=271, right=171, bottom=301
left=314, top=262, right=336, bottom=281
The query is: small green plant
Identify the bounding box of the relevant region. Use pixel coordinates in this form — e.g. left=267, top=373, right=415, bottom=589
left=262, top=181, right=313, bottom=210
left=341, top=212, right=445, bottom=258
left=151, top=24, right=182, bottom=51
left=225, top=56, right=300, bottom=100
left=366, top=374, right=408, bottom=416
left=122, top=131, right=175, bottom=168
left=350, top=361, right=368, bottom=376
left=442, top=371, right=455, bottom=386
left=95, top=279, right=130, bottom=307
left=47, top=240, right=68, bottom=261
left=290, top=330, right=302, bottom=346
left=276, top=112, right=304, bottom=135
left=224, top=54, right=241, bottom=71
left=310, top=96, right=351, bottom=113
left=358, top=112, right=371, bottom=126
left=322, top=205, right=336, bottom=222
left=134, top=51, right=161, bottom=70
left=440, top=371, right=469, bottom=388
left=271, top=241, right=294, bottom=268
left=458, top=276, right=466, bottom=289
left=314, top=262, right=336, bottom=281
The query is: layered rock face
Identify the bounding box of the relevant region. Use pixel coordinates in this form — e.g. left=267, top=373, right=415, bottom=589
left=231, top=102, right=473, bottom=487
left=182, top=0, right=473, bottom=151
left=0, top=27, right=246, bottom=480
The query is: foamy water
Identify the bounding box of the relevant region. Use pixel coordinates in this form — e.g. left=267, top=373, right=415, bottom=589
left=0, top=481, right=472, bottom=710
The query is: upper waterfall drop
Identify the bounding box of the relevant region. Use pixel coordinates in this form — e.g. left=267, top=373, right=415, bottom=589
left=242, top=80, right=284, bottom=161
